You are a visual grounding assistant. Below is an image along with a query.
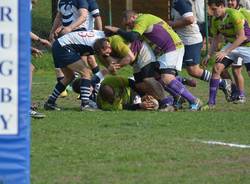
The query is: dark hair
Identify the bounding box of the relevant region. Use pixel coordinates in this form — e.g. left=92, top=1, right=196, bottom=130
left=208, top=0, right=226, bottom=6
left=93, top=38, right=109, bottom=54
left=99, top=84, right=115, bottom=104
left=122, top=10, right=137, bottom=20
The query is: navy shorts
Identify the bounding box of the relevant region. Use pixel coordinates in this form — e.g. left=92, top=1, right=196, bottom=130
left=183, top=42, right=203, bottom=67
left=52, top=40, right=81, bottom=68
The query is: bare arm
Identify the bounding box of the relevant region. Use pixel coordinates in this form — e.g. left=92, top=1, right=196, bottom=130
left=201, top=34, right=221, bottom=67
left=61, top=8, right=88, bottom=34
left=216, top=28, right=247, bottom=62
left=49, top=12, right=62, bottom=41
left=30, top=32, right=51, bottom=47
left=117, top=51, right=135, bottom=67
left=168, top=16, right=194, bottom=29
left=94, top=16, right=103, bottom=30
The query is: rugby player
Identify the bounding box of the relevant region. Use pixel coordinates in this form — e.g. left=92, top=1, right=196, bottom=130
left=72, top=76, right=160, bottom=111
left=44, top=30, right=105, bottom=111
left=49, top=0, right=104, bottom=97
left=93, top=35, right=175, bottom=111
left=104, top=11, right=202, bottom=111
left=202, top=0, right=250, bottom=109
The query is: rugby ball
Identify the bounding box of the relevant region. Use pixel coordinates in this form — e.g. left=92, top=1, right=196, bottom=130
left=151, top=98, right=159, bottom=110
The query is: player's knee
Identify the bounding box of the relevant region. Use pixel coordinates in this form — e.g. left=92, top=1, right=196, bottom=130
left=78, top=68, right=92, bottom=79
left=213, top=63, right=224, bottom=75
left=232, top=67, right=242, bottom=76
left=187, top=67, right=202, bottom=78
left=61, top=77, right=72, bottom=86
left=87, top=56, right=97, bottom=68
left=160, top=68, right=177, bottom=84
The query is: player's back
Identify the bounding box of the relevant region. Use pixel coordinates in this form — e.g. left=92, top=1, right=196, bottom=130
left=58, top=0, right=88, bottom=28
left=133, top=13, right=183, bottom=55
left=57, top=30, right=105, bottom=52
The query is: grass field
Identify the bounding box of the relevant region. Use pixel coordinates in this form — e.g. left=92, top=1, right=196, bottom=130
left=31, top=1, right=250, bottom=184
left=31, top=54, right=250, bottom=184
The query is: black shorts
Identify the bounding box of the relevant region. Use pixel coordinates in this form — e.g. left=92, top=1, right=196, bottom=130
left=133, top=62, right=159, bottom=83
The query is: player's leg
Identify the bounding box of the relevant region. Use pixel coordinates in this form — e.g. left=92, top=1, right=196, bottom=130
left=67, top=59, right=95, bottom=110
left=30, top=63, right=46, bottom=118
left=158, top=48, right=202, bottom=111
left=232, top=65, right=246, bottom=103
left=206, top=57, right=233, bottom=108
left=184, top=43, right=212, bottom=82
left=54, top=68, right=68, bottom=97
left=44, top=67, right=74, bottom=110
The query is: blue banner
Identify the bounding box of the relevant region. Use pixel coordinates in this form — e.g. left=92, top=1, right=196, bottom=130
left=0, top=0, right=31, bottom=183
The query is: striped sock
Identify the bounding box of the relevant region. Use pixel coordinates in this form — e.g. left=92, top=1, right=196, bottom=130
left=57, top=76, right=64, bottom=82
left=80, top=78, right=91, bottom=106
left=48, top=82, right=66, bottom=104
left=201, top=70, right=211, bottom=82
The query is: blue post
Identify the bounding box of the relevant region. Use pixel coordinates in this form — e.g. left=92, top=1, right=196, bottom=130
left=0, top=0, right=31, bottom=183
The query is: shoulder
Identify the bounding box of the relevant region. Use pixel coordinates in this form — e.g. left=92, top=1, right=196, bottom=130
left=109, top=35, right=125, bottom=43
left=226, top=8, right=242, bottom=17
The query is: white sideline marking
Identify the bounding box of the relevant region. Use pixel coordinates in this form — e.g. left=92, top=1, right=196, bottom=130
left=32, top=82, right=49, bottom=85
left=195, top=140, right=250, bottom=149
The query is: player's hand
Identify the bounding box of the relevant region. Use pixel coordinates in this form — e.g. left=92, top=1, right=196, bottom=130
left=139, top=101, right=156, bottom=110
left=54, top=26, right=64, bottom=38
left=48, top=32, right=55, bottom=42
left=201, top=54, right=211, bottom=68
left=108, top=62, right=121, bottom=74
left=216, top=51, right=227, bottom=62
left=39, top=38, right=52, bottom=48
left=105, top=26, right=119, bottom=33
left=32, top=47, right=43, bottom=57
left=60, top=26, right=72, bottom=35
left=141, top=95, right=154, bottom=102
left=140, top=95, right=159, bottom=110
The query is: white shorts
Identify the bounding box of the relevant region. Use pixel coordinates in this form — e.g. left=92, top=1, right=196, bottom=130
left=132, top=41, right=156, bottom=73
left=221, top=43, right=250, bottom=66
left=231, top=57, right=243, bottom=67
left=156, top=47, right=184, bottom=72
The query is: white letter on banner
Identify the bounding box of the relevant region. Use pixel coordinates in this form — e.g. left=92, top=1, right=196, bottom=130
left=0, top=1, right=18, bottom=135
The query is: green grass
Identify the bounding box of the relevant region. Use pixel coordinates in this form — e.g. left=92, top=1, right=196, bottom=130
left=31, top=62, right=250, bottom=184
left=31, top=2, right=250, bottom=183
left=32, top=0, right=51, bottom=37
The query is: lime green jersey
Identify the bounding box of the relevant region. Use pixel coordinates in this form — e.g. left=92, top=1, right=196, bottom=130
left=211, top=8, right=250, bottom=47
left=97, top=76, right=131, bottom=111
left=132, top=13, right=183, bottom=56
left=108, top=35, right=130, bottom=58
left=239, top=8, right=250, bottom=24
